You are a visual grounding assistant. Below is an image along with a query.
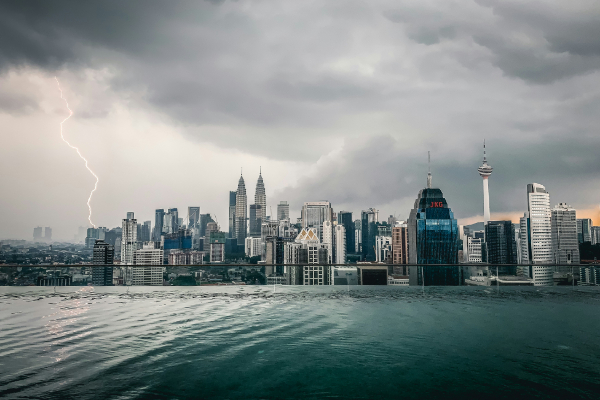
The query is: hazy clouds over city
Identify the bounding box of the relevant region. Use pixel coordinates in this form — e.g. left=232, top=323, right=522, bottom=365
left=1, top=0, right=600, bottom=240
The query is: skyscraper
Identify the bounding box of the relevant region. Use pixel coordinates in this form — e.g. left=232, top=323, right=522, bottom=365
left=577, top=218, right=592, bottom=244
left=277, top=201, right=290, bottom=221
left=485, top=221, right=518, bottom=265
left=121, top=212, right=137, bottom=265
left=188, top=207, right=200, bottom=230
left=92, top=239, right=114, bottom=286
left=154, top=209, right=165, bottom=241
left=334, top=224, right=346, bottom=264
left=477, top=141, right=493, bottom=225
left=33, top=227, right=42, bottom=241
left=228, top=191, right=236, bottom=238
left=44, top=227, right=52, bottom=242
left=337, top=211, right=355, bottom=256
left=522, top=183, right=553, bottom=286
left=551, top=203, right=580, bottom=264
left=235, top=173, right=247, bottom=242
left=249, top=204, right=262, bottom=237
left=407, top=169, right=460, bottom=286
left=255, top=168, right=267, bottom=222
left=302, top=201, right=333, bottom=241
left=392, top=223, right=408, bottom=275
left=361, top=208, right=379, bottom=261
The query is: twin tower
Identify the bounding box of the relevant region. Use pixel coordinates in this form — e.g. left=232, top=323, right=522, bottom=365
left=233, top=168, right=266, bottom=242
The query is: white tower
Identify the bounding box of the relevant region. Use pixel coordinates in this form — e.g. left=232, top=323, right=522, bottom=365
left=477, top=141, right=493, bottom=225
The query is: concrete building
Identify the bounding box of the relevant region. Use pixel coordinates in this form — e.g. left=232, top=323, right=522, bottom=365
left=228, top=191, right=236, bottom=239
left=301, top=201, right=333, bottom=241
left=154, top=209, right=165, bottom=241
left=337, top=211, right=355, bottom=256
left=334, top=224, right=346, bottom=264
left=577, top=218, right=592, bottom=244
left=249, top=204, right=263, bottom=237
left=121, top=212, right=137, bottom=265
left=463, top=236, right=483, bottom=263
left=375, top=236, right=392, bottom=263
left=168, top=250, right=205, bottom=265
left=255, top=169, right=267, bottom=223
left=92, top=239, right=114, bottom=286
left=592, top=226, right=600, bottom=245
left=322, top=220, right=334, bottom=264
left=235, top=173, right=248, bottom=242
left=245, top=236, right=262, bottom=258
left=132, top=242, right=164, bottom=286
left=277, top=201, right=290, bottom=221
left=551, top=203, right=580, bottom=264
left=392, top=223, right=408, bottom=275
left=33, top=226, right=43, bottom=241
left=188, top=207, right=200, bottom=230
left=361, top=208, right=379, bottom=261
left=521, top=183, right=553, bottom=286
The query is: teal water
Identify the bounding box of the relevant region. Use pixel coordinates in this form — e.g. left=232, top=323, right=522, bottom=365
left=1, top=286, right=599, bottom=399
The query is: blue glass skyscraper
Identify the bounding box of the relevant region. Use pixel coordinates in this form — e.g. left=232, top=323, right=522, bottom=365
left=408, top=169, right=461, bottom=285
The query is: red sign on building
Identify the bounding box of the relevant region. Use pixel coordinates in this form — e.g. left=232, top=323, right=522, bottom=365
left=430, top=202, right=443, bottom=208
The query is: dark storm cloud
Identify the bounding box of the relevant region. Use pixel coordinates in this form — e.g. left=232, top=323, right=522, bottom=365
left=1, top=0, right=600, bottom=224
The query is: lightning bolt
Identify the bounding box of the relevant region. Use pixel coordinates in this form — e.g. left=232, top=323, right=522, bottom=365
left=55, top=77, right=99, bottom=228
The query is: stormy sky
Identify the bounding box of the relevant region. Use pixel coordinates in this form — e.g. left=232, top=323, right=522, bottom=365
left=1, top=0, right=600, bottom=240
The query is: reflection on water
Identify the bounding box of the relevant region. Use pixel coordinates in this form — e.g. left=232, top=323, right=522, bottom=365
left=1, top=286, right=599, bottom=399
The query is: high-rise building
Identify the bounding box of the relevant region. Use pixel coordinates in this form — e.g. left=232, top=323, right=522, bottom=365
left=163, top=208, right=179, bottom=234
left=485, top=221, right=518, bottom=267
left=143, top=221, right=151, bottom=242
left=44, top=227, right=52, bottom=242
left=188, top=207, right=200, bottom=230
left=375, top=235, right=392, bottom=263
left=361, top=208, right=379, bottom=261
left=121, top=212, right=137, bottom=265
left=322, top=220, right=334, bottom=264
left=92, top=240, right=114, bottom=286
left=154, top=209, right=165, bottom=241
left=521, top=183, right=553, bottom=286
left=33, top=227, right=43, bottom=241
left=228, top=191, right=236, bottom=238
left=86, top=227, right=107, bottom=248
left=334, top=224, right=346, bottom=264
left=235, top=173, right=248, bottom=242
left=551, top=203, right=580, bottom=264
left=245, top=237, right=263, bottom=258
left=477, top=141, right=493, bottom=225
left=199, top=214, right=214, bottom=237
left=209, top=231, right=226, bottom=263
left=132, top=242, right=163, bottom=285
left=407, top=169, right=460, bottom=286
left=277, top=201, right=290, bottom=221
left=249, top=204, right=262, bottom=237
left=354, top=219, right=362, bottom=253
left=464, top=236, right=483, bottom=263
left=301, top=201, right=333, bottom=241
left=337, top=211, right=355, bottom=255
left=577, top=218, right=592, bottom=244
left=293, top=228, right=329, bottom=285
left=591, top=226, right=600, bottom=245
left=255, top=169, right=267, bottom=223
left=392, top=223, right=408, bottom=274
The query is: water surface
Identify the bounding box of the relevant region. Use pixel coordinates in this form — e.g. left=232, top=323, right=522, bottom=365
left=1, top=286, right=599, bottom=399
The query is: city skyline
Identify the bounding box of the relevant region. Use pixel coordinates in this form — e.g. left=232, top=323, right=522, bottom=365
left=2, top=1, right=600, bottom=240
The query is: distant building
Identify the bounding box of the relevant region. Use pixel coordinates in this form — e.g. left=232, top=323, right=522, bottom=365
left=301, top=201, right=333, bottom=242
left=121, top=213, right=137, bottom=265
left=464, top=236, right=483, bottom=263
left=188, top=207, right=200, bottom=230
left=277, top=201, right=290, bottom=221
left=235, top=174, right=248, bottom=242
left=407, top=169, right=461, bottom=286
left=255, top=169, right=267, bottom=223
left=37, top=273, right=72, bottom=286
left=337, top=211, right=355, bottom=256
left=132, top=242, right=163, bottom=285
left=153, top=209, right=165, bottom=241
left=551, top=203, right=580, bottom=264
left=521, top=183, right=553, bottom=286
left=228, top=191, right=236, bottom=239
left=361, top=208, right=379, bottom=261
left=44, top=227, right=52, bottom=242
left=577, top=218, right=592, bottom=244
left=375, top=236, right=392, bottom=263
left=33, top=227, right=43, bottom=241
left=334, top=224, right=346, bottom=264
left=92, top=239, right=114, bottom=286
left=168, top=250, right=205, bottom=265
left=392, top=223, right=408, bottom=275
left=485, top=221, right=518, bottom=265
left=579, top=266, right=600, bottom=285
left=592, top=226, right=600, bottom=245
left=209, top=231, right=226, bottom=263
left=245, top=236, right=262, bottom=258
left=249, top=204, right=263, bottom=237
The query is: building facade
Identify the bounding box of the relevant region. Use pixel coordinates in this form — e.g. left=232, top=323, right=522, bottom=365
left=255, top=170, right=267, bottom=223
left=577, top=218, right=592, bottom=243
left=235, top=174, right=248, bottom=242
left=121, top=213, right=137, bottom=265
left=551, top=203, right=580, bottom=264
left=277, top=201, right=290, bottom=221
left=521, top=183, right=553, bottom=286
left=301, top=201, right=333, bottom=241
left=92, top=239, right=114, bottom=286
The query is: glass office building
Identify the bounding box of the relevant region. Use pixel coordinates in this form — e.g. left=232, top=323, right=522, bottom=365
left=408, top=188, right=461, bottom=285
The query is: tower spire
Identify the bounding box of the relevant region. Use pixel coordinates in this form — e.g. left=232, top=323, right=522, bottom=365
left=478, top=140, right=493, bottom=225
left=427, top=151, right=432, bottom=189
